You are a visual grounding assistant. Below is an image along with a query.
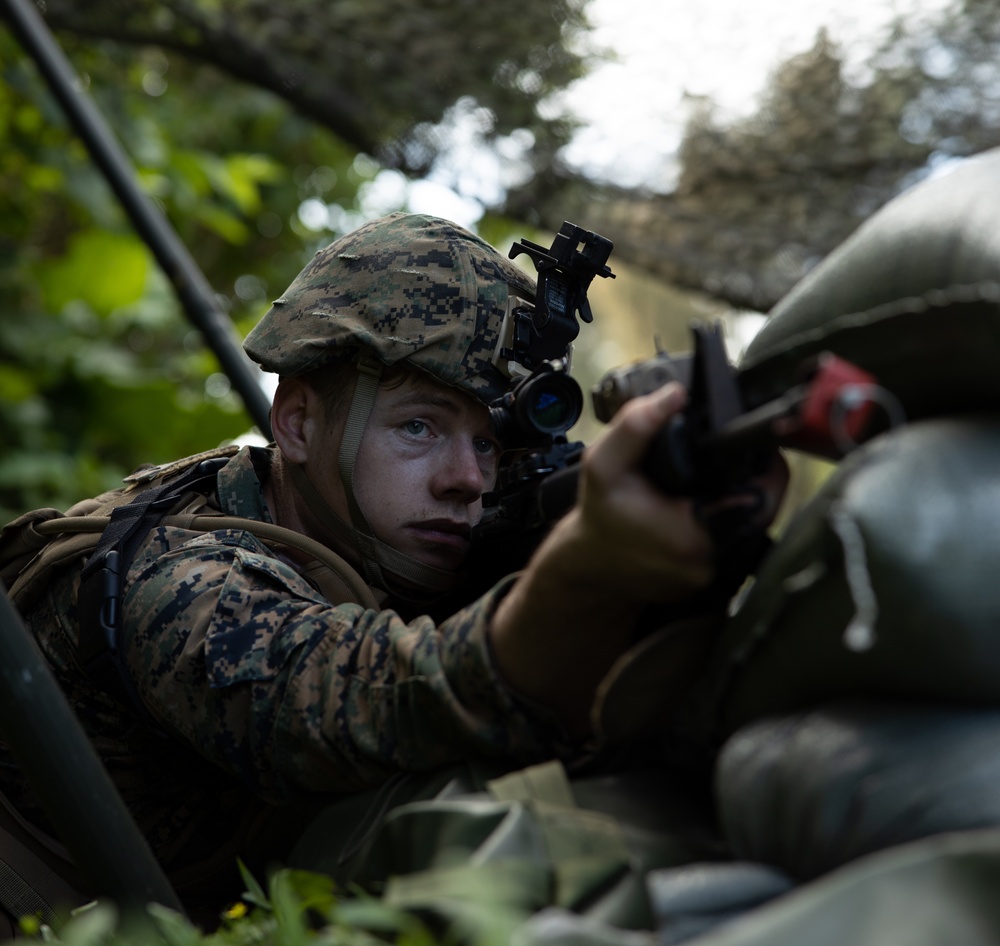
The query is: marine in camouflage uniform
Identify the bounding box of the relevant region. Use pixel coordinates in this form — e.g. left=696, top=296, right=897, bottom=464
left=0, top=214, right=577, bottom=911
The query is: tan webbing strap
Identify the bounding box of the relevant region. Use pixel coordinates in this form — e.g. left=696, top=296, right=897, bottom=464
left=352, top=528, right=456, bottom=593
left=290, top=457, right=457, bottom=597
left=338, top=353, right=382, bottom=538
left=287, top=466, right=362, bottom=558
left=177, top=515, right=383, bottom=610
left=288, top=466, right=456, bottom=594
left=36, top=514, right=383, bottom=610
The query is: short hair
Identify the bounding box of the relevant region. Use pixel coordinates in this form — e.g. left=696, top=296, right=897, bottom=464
left=295, top=360, right=413, bottom=425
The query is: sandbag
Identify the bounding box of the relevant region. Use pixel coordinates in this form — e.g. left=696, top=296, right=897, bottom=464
left=508, top=862, right=795, bottom=946
left=716, top=701, right=1000, bottom=881
left=415, top=827, right=1000, bottom=945
left=650, top=829, right=1000, bottom=946
left=289, top=760, right=726, bottom=937
left=689, top=416, right=1000, bottom=741
left=737, top=147, right=1000, bottom=426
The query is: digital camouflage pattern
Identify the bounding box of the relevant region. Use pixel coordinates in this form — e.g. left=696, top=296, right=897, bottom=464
left=0, top=447, right=571, bottom=878
left=243, top=213, right=537, bottom=406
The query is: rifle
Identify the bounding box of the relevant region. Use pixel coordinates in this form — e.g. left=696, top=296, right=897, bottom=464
left=471, top=225, right=888, bottom=600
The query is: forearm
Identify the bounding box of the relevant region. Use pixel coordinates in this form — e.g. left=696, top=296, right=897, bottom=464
left=490, top=509, right=643, bottom=738
left=488, top=383, right=717, bottom=738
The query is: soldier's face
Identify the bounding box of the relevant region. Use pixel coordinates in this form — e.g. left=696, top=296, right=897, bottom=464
left=327, top=373, right=501, bottom=571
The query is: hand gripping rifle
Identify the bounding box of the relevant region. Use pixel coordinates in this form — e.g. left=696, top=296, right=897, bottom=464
left=469, top=225, right=889, bottom=604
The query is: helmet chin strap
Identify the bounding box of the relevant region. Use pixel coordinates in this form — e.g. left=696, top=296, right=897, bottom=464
left=291, top=352, right=458, bottom=600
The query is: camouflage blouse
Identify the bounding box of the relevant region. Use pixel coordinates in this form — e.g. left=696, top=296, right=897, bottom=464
left=1, top=446, right=568, bottom=875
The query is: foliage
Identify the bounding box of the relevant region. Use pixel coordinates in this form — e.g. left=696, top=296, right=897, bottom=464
left=18, top=867, right=452, bottom=946
left=665, top=2, right=1000, bottom=308
left=1, top=35, right=257, bottom=518
left=15, top=860, right=548, bottom=946
left=0, top=3, right=572, bottom=519
left=6, top=0, right=1000, bottom=518
left=35, top=0, right=598, bottom=188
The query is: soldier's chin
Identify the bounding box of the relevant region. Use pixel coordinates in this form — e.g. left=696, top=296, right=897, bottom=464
left=397, top=527, right=471, bottom=573
left=382, top=549, right=464, bottom=602
left=408, top=542, right=468, bottom=573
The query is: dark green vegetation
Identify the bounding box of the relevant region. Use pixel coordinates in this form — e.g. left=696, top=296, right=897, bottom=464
left=2, top=0, right=1000, bottom=518
left=20, top=865, right=467, bottom=946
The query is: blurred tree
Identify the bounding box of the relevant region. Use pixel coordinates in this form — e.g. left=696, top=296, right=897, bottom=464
left=35, top=0, right=593, bottom=191
left=0, top=1, right=597, bottom=519
left=522, top=0, right=1000, bottom=312
left=0, top=31, right=359, bottom=518
left=3, top=0, right=1000, bottom=519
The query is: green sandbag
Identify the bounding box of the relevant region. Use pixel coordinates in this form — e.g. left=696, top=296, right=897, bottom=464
left=737, top=148, right=1000, bottom=424
left=716, top=701, right=1000, bottom=881
left=289, top=760, right=725, bottom=936
left=691, top=416, right=1000, bottom=741
left=655, top=828, right=1000, bottom=946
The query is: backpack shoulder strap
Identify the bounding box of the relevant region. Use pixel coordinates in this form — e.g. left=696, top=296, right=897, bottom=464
left=76, top=453, right=234, bottom=721
left=2, top=509, right=76, bottom=594
left=1, top=509, right=114, bottom=617
left=4, top=444, right=382, bottom=722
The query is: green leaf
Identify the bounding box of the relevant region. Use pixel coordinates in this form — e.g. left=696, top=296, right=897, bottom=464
left=147, top=905, right=202, bottom=946
left=275, top=870, right=338, bottom=915
left=236, top=860, right=269, bottom=910
left=268, top=872, right=309, bottom=946
left=25, top=163, right=64, bottom=193
left=194, top=203, right=251, bottom=244
left=36, top=230, right=150, bottom=315
left=53, top=902, right=120, bottom=946
left=0, top=364, right=36, bottom=402
left=215, top=154, right=284, bottom=216
left=334, top=899, right=432, bottom=939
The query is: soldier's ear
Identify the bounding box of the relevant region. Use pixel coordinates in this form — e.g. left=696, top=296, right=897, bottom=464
left=271, top=376, right=321, bottom=464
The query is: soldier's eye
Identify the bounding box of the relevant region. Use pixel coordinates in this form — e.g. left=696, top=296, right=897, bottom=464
left=403, top=420, right=430, bottom=437
left=474, top=438, right=499, bottom=458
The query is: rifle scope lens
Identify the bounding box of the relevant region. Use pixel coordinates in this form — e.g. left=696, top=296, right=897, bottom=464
left=518, top=373, right=583, bottom=435
left=526, top=385, right=578, bottom=432
left=489, top=370, right=584, bottom=448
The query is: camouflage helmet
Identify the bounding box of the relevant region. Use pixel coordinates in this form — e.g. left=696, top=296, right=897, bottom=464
left=243, top=212, right=536, bottom=405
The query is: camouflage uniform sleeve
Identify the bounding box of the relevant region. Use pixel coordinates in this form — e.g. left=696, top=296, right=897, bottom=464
left=123, top=526, right=571, bottom=801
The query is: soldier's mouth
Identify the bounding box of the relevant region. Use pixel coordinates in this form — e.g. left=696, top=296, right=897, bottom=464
left=408, top=519, right=472, bottom=551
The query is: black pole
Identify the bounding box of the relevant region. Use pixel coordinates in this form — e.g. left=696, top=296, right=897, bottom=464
left=0, top=586, right=183, bottom=920
left=1, top=0, right=273, bottom=440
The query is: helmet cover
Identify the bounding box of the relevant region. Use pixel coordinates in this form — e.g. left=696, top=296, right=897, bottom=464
left=244, top=212, right=536, bottom=405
